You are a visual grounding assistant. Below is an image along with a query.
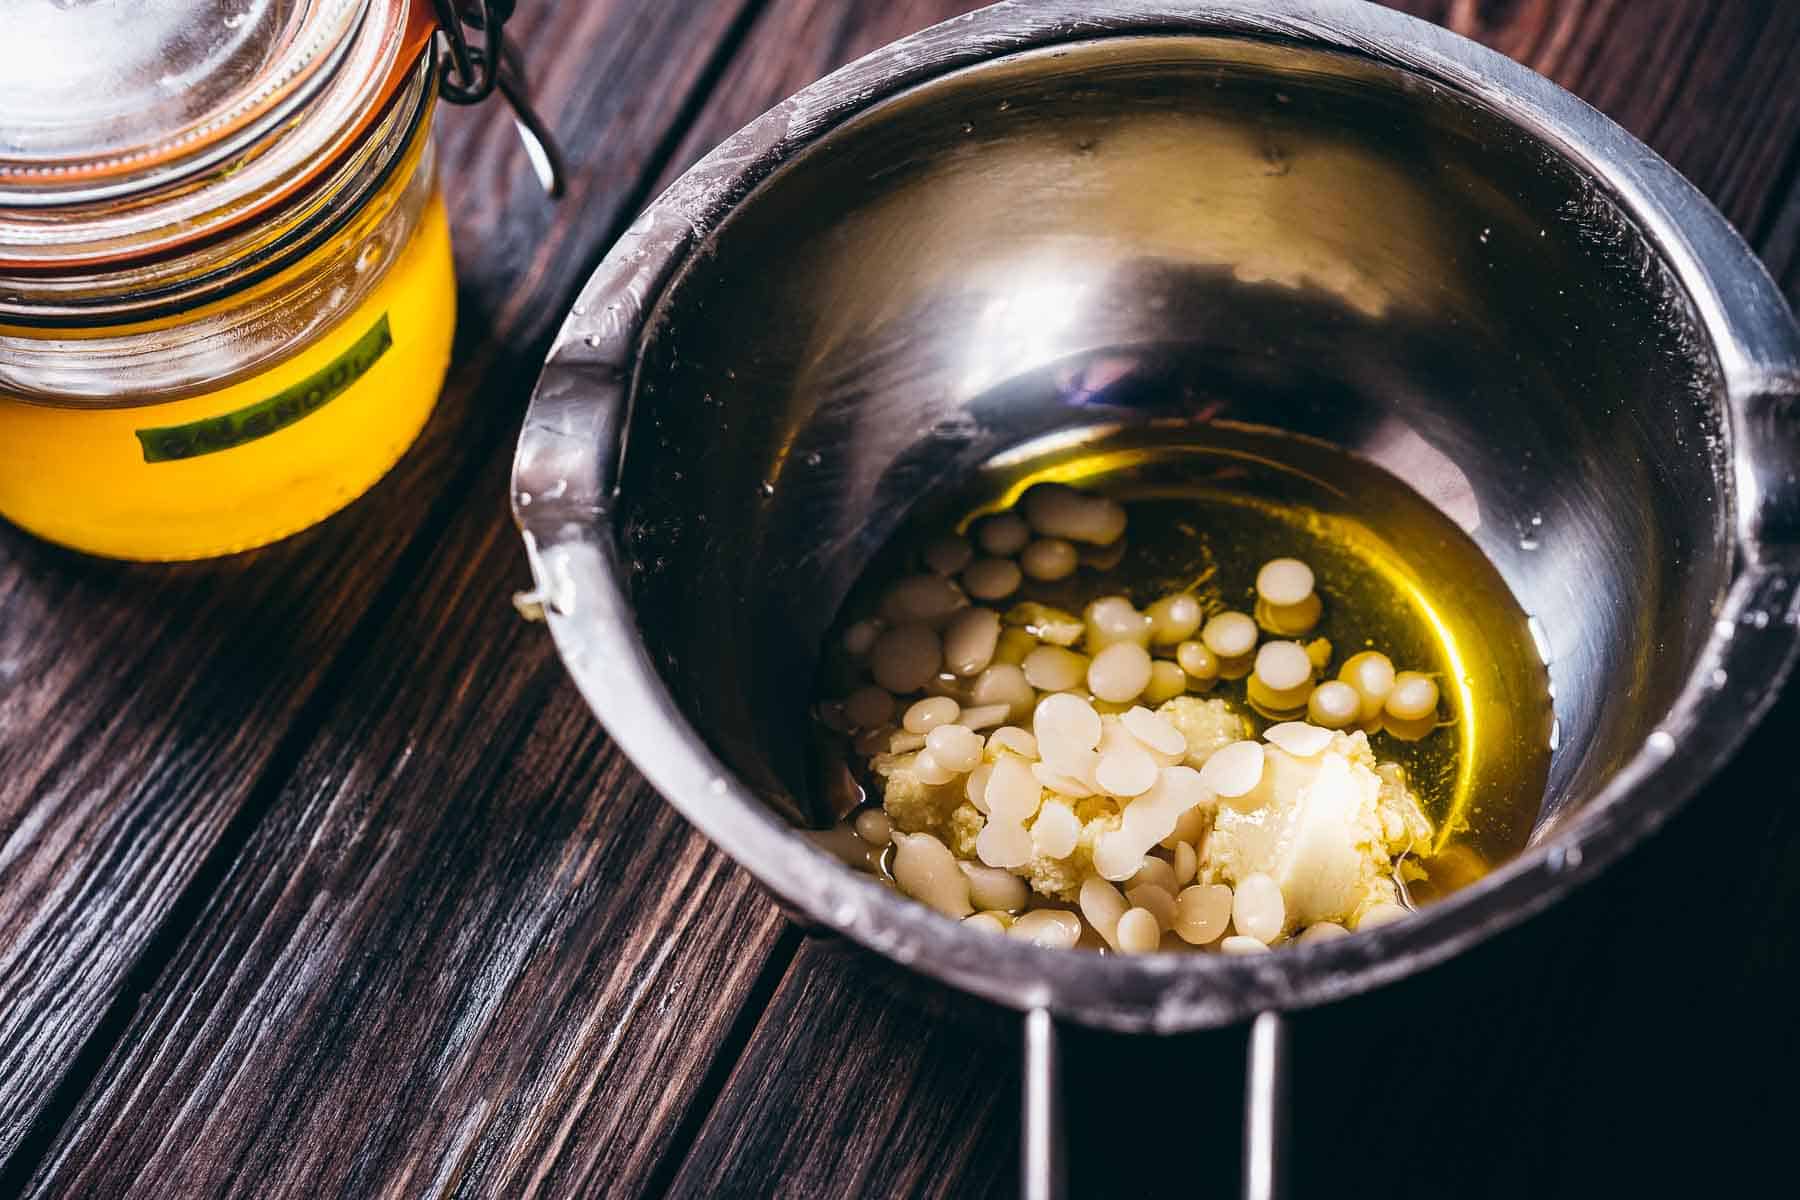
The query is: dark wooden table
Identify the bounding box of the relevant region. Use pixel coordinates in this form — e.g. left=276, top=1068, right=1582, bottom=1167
left=4, top=3, right=1798, bottom=1197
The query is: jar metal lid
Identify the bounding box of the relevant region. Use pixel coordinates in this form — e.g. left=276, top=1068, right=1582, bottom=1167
left=0, top=0, right=435, bottom=270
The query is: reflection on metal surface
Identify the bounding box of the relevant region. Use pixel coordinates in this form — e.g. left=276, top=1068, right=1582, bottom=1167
left=1358, top=422, right=1481, bottom=534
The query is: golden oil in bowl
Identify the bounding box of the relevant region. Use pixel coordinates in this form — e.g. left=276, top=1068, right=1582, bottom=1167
left=815, top=423, right=1553, bottom=942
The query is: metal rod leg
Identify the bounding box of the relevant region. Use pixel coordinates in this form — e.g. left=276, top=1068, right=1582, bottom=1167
left=1021, top=1008, right=1065, bottom=1200
left=1242, top=1011, right=1290, bottom=1200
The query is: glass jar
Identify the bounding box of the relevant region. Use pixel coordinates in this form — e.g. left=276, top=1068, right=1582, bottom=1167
left=0, top=1, right=455, bottom=561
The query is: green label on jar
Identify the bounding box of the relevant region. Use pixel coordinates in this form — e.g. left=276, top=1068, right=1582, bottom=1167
left=135, top=314, right=394, bottom=463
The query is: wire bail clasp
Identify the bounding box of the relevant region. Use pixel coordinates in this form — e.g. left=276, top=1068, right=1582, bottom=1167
left=430, top=0, right=568, bottom=197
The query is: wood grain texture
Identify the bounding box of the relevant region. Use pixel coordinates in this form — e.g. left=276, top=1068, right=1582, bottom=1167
left=4, top=0, right=1798, bottom=1198
left=664, top=940, right=1019, bottom=1200
left=0, top=0, right=760, bottom=1183
left=657, top=0, right=992, bottom=184
left=24, top=494, right=793, bottom=1198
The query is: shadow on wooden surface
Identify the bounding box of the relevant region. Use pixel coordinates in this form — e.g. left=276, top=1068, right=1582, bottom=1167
left=666, top=939, right=1020, bottom=1200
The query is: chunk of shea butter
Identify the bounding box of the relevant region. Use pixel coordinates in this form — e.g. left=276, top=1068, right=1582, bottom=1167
left=1205, top=742, right=1392, bottom=929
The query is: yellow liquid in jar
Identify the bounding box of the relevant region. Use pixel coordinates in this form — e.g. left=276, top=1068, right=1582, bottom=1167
left=0, top=193, right=456, bottom=562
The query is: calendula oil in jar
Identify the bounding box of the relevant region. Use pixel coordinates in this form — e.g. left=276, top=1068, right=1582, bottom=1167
left=0, top=0, right=455, bottom=561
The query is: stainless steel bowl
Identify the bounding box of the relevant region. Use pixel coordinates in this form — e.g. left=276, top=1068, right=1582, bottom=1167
left=513, top=0, right=1800, bottom=1192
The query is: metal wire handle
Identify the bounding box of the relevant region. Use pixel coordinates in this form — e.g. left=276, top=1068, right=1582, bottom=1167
left=1019, top=1010, right=1290, bottom=1200
left=433, top=0, right=509, bottom=103
left=430, top=0, right=567, bottom=196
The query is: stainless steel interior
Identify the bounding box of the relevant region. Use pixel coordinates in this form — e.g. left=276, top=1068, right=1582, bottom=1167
left=625, top=32, right=1731, bottom=832
left=513, top=1, right=1800, bottom=1034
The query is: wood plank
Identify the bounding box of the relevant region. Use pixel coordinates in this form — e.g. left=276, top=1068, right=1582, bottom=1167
left=666, top=2, right=1800, bottom=1196
left=1761, top=180, right=1800, bottom=298
left=23, top=489, right=795, bottom=1198
left=0, top=0, right=761, bottom=1181
left=664, top=940, right=1019, bottom=1200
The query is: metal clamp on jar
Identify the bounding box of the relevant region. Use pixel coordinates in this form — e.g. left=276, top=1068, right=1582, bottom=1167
left=0, top=0, right=561, bottom=561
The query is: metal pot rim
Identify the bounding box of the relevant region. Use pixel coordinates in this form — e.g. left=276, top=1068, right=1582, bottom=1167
left=512, top=0, right=1800, bottom=1032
